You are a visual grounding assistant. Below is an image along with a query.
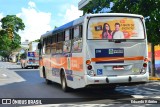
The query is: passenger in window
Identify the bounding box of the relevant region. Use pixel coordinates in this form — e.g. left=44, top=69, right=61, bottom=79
left=102, top=23, right=112, bottom=39
left=112, top=23, right=124, bottom=39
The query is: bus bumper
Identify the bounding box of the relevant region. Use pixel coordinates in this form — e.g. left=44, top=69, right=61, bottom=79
left=26, top=64, right=39, bottom=67
left=85, top=74, right=149, bottom=86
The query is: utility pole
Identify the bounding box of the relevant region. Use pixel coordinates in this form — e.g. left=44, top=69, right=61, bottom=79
left=151, top=43, right=156, bottom=76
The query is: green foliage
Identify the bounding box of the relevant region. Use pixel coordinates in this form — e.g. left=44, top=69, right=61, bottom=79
left=20, top=53, right=27, bottom=59
left=0, top=15, right=25, bottom=58
left=1, top=15, right=25, bottom=32
left=54, top=26, right=57, bottom=29
left=82, top=0, right=112, bottom=14
left=33, top=39, right=40, bottom=42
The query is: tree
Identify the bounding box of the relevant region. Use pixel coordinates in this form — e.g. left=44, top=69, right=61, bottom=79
left=0, top=15, right=25, bottom=61
left=1, top=15, right=25, bottom=33
left=54, top=26, right=57, bottom=29
left=33, top=39, right=40, bottom=42
left=82, top=0, right=112, bottom=14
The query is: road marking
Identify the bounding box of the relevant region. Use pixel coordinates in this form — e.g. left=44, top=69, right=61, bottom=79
left=2, top=74, right=7, bottom=77
left=143, top=87, right=160, bottom=92
left=153, top=96, right=160, bottom=98
left=132, top=95, right=145, bottom=98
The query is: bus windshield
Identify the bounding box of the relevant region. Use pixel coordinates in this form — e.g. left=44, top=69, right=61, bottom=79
left=87, top=17, right=145, bottom=40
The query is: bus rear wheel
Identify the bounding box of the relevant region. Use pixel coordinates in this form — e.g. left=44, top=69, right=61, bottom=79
left=61, top=72, right=70, bottom=92
left=42, top=67, right=52, bottom=84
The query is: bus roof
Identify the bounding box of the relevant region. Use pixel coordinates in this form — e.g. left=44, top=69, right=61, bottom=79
left=86, top=13, right=143, bottom=18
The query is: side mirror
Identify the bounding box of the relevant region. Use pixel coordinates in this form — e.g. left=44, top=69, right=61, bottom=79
left=38, top=43, right=42, bottom=49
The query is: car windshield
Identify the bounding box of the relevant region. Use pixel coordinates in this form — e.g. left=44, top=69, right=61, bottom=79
left=87, top=17, right=145, bottom=40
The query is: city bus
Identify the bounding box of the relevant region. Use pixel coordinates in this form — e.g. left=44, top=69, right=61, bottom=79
left=21, top=51, right=39, bottom=69
left=38, top=13, right=149, bottom=92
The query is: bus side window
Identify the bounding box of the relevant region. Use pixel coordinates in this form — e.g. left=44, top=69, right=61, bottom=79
left=51, top=35, right=57, bottom=54
left=45, top=38, right=47, bottom=54
left=56, top=32, right=64, bottom=53
left=42, top=38, right=46, bottom=54
left=63, top=29, right=71, bottom=53
left=72, top=25, right=83, bottom=53
left=65, top=29, right=70, bottom=41
left=79, top=25, right=83, bottom=37
left=70, top=28, right=74, bottom=40
left=38, top=41, right=43, bottom=56
left=46, top=37, right=51, bottom=54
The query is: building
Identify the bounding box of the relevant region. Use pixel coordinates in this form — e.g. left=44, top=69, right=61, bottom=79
left=10, top=40, right=29, bottom=63
left=28, top=42, right=39, bottom=52
left=20, top=40, right=29, bottom=52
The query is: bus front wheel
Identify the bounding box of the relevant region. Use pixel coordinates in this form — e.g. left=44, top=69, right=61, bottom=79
left=21, top=64, right=24, bottom=69
left=61, top=72, right=70, bottom=92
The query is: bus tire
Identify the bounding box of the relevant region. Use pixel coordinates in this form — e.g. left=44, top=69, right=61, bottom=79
left=42, top=67, right=46, bottom=78
left=24, top=65, right=28, bottom=69
left=21, top=64, right=24, bottom=69
left=61, top=71, right=70, bottom=92
left=42, top=67, right=51, bottom=84
left=23, top=64, right=26, bottom=69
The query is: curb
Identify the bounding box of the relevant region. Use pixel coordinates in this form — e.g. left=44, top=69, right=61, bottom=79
left=149, top=77, right=160, bottom=81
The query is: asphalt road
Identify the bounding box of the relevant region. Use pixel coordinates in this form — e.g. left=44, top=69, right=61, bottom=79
left=0, top=61, right=160, bottom=106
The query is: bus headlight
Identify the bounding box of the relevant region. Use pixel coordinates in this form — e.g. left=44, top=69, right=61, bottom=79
left=140, top=68, right=146, bottom=74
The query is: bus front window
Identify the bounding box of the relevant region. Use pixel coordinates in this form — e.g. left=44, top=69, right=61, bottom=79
left=87, top=17, right=145, bottom=40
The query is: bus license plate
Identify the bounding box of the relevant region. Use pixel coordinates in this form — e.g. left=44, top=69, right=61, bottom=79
left=113, top=66, right=124, bottom=70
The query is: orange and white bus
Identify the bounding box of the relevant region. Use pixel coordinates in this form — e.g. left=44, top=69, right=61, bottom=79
left=38, top=13, right=149, bottom=92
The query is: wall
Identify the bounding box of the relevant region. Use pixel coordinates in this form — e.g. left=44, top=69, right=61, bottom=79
left=148, top=43, right=160, bottom=76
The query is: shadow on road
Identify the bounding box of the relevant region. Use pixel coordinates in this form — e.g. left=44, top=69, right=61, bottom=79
left=7, top=68, right=39, bottom=70
left=0, top=70, right=137, bottom=104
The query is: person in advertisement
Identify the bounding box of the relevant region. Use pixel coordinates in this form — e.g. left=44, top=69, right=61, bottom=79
left=102, top=23, right=112, bottom=39
left=112, top=23, right=124, bottom=39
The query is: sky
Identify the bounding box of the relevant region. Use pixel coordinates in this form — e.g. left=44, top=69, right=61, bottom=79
left=0, top=0, right=83, bottom=42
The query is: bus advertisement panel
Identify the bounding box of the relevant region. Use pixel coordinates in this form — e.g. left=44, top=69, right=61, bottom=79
left=88, top=17, right=144, bottom=40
